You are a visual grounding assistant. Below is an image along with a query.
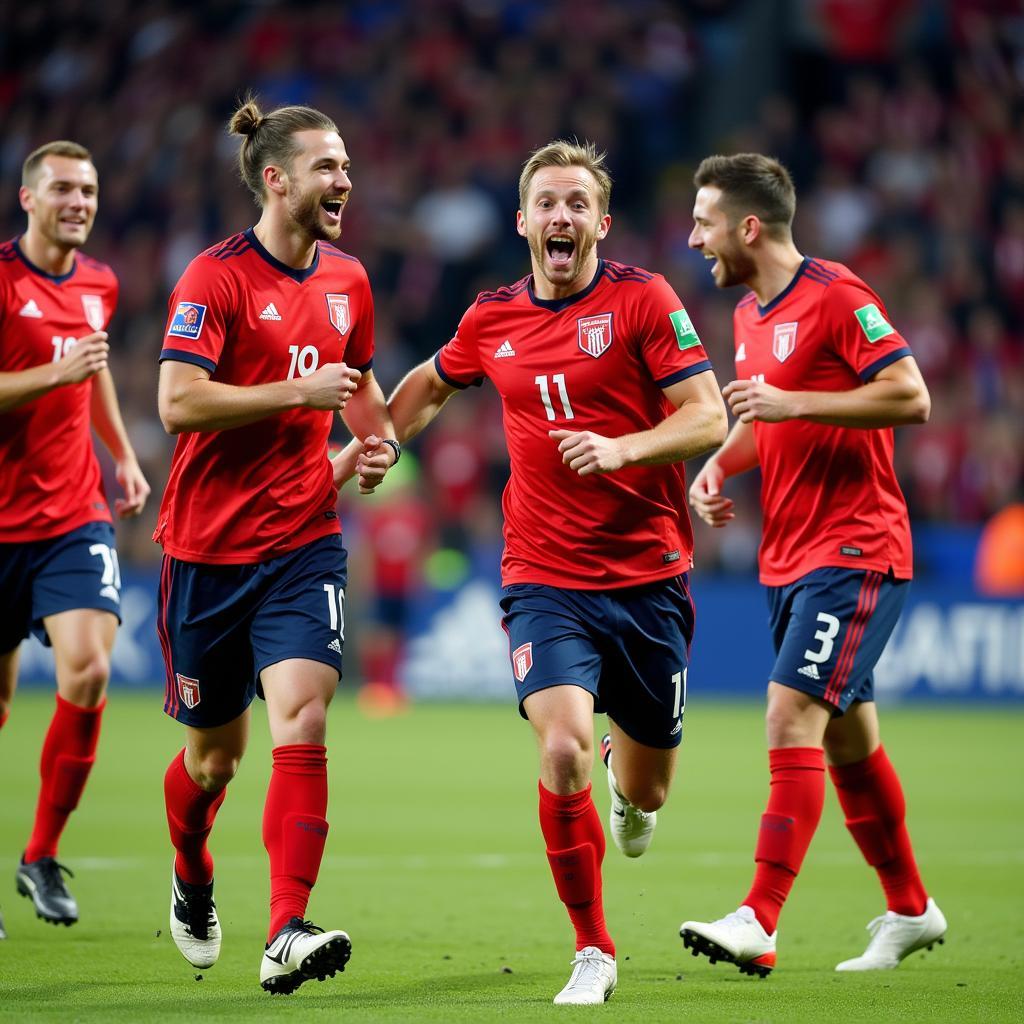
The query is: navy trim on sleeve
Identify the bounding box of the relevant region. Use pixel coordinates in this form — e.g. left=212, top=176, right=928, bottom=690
left=351, top=358, right=373, bottom=374
left=159, top=349, right=217, bottom=374
left=859, top=347, right=912, bottom=382
left=433, top=351, right=483, bottom=389
left=656, top=359, right=714, bottom=388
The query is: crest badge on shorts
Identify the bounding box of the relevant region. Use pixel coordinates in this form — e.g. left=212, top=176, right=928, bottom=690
left=81, top=294, right=105, bottom=331
left=512, top=642, right=533, bottom=683
left=326, top=293, right=350, bottom=335
left=577, top=313, right=613, bottom=358
left=176, top=673, right=201, bottom=710
left=773, top=321, right=798, bottom=363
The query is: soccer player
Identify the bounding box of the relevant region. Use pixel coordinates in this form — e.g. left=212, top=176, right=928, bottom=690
left=155, top=98, right=398, bottom=994
left=347, top=140, right=727, bottom=1004
left=0, top=140, right=150, bottom=934
left=681, top=153, right=946, bottom=975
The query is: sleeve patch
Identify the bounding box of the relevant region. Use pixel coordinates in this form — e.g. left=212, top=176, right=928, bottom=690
left=668, top=308, right=701, bottom=350
left=854, top=303, right=895, bottom=343
left=167, top=301, right=208, bottom=340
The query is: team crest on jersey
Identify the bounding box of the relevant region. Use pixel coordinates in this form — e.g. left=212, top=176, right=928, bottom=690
left=577, top=313, right=613, bottom=358
left=326, top=293, right=350, bottom=335
left=81, top=294, right=105, bottom=331
left=772, top=322, right=798, bottom=363
left=176, top=673, right=201, bottom=710
left=167, top=301, right=207, bottom=339
left=512, top=642, right=533, bottom=683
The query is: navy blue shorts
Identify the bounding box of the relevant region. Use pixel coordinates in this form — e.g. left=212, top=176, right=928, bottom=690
left=767, top=567, right=908, bottom=713
left=0, top=521, right=121, bottom=653
left=499, top=575, right=694, bottom=749
left=157, top=534, right=348, bottom=728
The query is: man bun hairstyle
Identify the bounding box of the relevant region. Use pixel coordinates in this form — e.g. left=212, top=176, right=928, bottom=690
left=22, top=140, right=93, bottom=188
left=693, top=153, right=796, bottom=236
left=519, top=139, right=613, bottom=215
left=228, top=94, right=338, bottom=206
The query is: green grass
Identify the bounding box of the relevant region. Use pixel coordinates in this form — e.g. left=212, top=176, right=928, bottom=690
left=0, top=692, right=1021, bottom=1022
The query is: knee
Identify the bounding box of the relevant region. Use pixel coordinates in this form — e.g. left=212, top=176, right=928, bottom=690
left=541, top=730, right=592, bottom=789
left=625, top=781, right=668, bottom=813
left=275, top=697, right=328, bottom=746
left=190, top=750, right=240, bottom=792
left=59, top=652, right=110, bottom=707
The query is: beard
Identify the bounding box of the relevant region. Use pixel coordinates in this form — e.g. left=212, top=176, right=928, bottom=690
left=712, top=242, right=757, bottom=289
left=288, top=189, right=341, bottom=242
left=529, top=230, right=598, bottom=287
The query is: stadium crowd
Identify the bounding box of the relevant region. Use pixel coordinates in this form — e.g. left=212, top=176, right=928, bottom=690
left=1, top=0, right=1020, bottom=587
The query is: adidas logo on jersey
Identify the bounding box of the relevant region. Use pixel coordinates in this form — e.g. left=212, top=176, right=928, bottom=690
left=19, top=299, right=43, bottom=318
left=327, top=638, right=342, bottom=654
left=798, top=663, right=820, bottom=680
left=493, top=340, right=516, bottom=359
left=259, top=302, right=282, bottom=321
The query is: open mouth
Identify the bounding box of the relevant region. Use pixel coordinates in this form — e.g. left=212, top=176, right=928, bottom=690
left=321, top=197, right=345, bottom=221
left=545, top=234, right=575, bottom=267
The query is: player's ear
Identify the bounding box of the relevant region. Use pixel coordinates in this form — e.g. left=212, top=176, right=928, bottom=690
left=263, top=163, right=288, bottom=199
left=18, top=185, right=34, bottom=215
left=596, top=213, right=611, bottom=241
left=515, top=210, right=527, bottom=238
left=741, top=215, right=761, bottom=245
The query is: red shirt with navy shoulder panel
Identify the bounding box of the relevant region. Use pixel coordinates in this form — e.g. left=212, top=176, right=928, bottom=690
left=732, top=257, right=915, bottom=586
left=154, top=229, right=374, bottom=565
left=0, top=238, right=118, bottom=542
left=435, top=259, right=714, bottom=589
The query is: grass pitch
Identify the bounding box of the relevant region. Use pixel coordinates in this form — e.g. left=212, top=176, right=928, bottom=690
left=0, top=690, right=1021, bottom=1022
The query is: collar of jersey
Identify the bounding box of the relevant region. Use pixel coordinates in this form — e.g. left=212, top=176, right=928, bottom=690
left=757, top=256, right=809, bottom=316
left=527, top=259, right=605, bottom=312
left=13, top=236, right=78, bottom=284
left=244, top=227, right=320, bottom=283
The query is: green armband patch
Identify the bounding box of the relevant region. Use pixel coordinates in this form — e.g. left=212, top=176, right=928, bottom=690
left=854, top=303, right=895, bottom=343
left=669, top=308, right=701, bottom=351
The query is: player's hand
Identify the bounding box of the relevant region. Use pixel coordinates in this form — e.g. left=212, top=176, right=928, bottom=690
left=114, top=454, right=151, bottom=519
left=549, top=429, right=625, bottom=476
left=56, top=331, right=109, bottom=385
left=300, top=362, right=362, bottom=412
left=688, top=459, right=734, bottom=528
left=355, top=435, right=398, bottom=494
left=722, top=379, right=796, bottom=423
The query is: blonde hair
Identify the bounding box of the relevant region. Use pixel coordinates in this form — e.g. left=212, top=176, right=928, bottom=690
left=518, top=139, right=612, bottom=215
left=22, top=141, right=93, bottom=188
left=228, top=94, right=337, bottom=206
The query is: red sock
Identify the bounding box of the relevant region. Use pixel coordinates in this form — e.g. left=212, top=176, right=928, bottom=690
left=164, top=749, right=226, bottom=885
left=24, top=694, right=104, bottom=862
left=743, top=747, right=825, bottom=934
left=263, top=744, right=329, bottom=940
left=538, top=781, right=614, bottom=957
left=0, top=707, right=9, bottom=730
left=829, top=745, right=928, bottom=916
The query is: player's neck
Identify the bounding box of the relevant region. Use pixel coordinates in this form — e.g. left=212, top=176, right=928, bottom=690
left=19, top=227, right=76, bottom=277
left=531, top=255, right=600, bottom=302
left=252, top=216, right=318, bottom=271
left=748, top=244, right=805, bottom=307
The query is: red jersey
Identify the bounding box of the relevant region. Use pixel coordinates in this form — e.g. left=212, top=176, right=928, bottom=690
left=436, top=260, right=713, bottom=588
left=0, top=238, right=117, bottom=542
left=154, top=230, right=374, bottom=564
left=733, top=257, right=914, bottom=585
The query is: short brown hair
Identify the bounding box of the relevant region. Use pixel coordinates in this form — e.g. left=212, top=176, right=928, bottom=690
left=518, top=139, right=613, bottom=215
left=694, top=153, right=795, bottom=236
left=228, top=94, right=338, bottom=206
left=22, top=141, right=93, bottom=188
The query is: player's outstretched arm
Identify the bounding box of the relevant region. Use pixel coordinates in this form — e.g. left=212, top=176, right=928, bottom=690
left=551, top=367, right=728, bottom=476
left=332, top=369, right=399, bottom=494
left=0, top=330, right=109, bottom=412
left=90, top=368, right=151, bottom=518
left=723, top=356, right=930, bottom=428
left=158, top=358, right=361, bottom=434
left=688, top=420, right=759, bottom=528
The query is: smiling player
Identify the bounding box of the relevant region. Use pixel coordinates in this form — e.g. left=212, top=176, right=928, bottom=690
left=155, top=97, right=398, bottom=993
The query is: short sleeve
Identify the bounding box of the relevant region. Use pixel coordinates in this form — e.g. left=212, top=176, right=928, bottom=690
left=160, top=256, right=237, bottom=374
left=435, top=302, right=486, bottom=388
left=825, top=279, right=913, bottom=382
left=636, top=275, right=714, bottom=388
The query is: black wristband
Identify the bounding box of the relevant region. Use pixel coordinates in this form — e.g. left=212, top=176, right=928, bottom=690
left=380, top=438, right=401, bottom=465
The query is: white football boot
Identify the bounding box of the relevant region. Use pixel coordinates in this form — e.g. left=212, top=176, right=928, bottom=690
left=600, top=734, right=656, bottom=858
left=835, top=898, right=947, bottom=971
left=680, top=905, right=777, bottom=978
left=553, top=946, right=617, bottom=1004
left=170, top=869, right=221, bottom=969
left=260, top=917, right=351, bottom=994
